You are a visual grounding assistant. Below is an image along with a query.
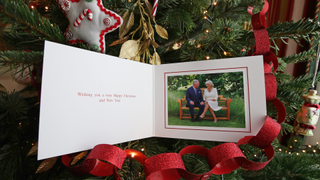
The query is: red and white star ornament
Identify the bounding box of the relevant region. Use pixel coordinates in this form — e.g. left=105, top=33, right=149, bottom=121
left=57, top=0, right=123, bottom=53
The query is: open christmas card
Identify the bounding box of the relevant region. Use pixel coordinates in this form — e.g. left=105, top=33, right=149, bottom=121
left=38, top=41, right=266, bottom=160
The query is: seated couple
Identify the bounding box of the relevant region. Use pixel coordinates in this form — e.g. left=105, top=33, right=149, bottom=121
left=186, top=79, right=222, bottom=122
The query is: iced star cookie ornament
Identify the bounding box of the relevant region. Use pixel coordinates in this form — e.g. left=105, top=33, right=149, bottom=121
left=57, top=0, right=123, bottom=53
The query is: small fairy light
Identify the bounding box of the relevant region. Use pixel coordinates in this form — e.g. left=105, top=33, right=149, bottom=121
left=308, top=145, right=312, bottom=148
left=30, top=5, right=35, bottom=9
left=45, top=6, right=49, bottom=10
left=289, top=146, right=292, bottom=149
left=302, top=150, right=306, bottom=153
left=19, top=122, right=22, bottom=127
left=204, top=16, right=213, bottom=23
left=141, top=148, right=145, bottom=152
left=296, top=153, right=300, bottom=156
left=254, top=154, right=257, bottom=157
left=294, top=139, right=298, bottom=142
left=317, top=142, right=319, bottom=145
left=213, top=1, right=217, bottom=6
left=51, top=24, right=53, bottom=27
left=203, top=10, right=208, bottom=14
left=223, top=51, right=227, bottom=56
left=285, top=150, right=287, bottom=153
left=288, top=152, right=291, bottom=154
left=31, top=143, right=34, bottom=146
left=278, top=149, right=282, bottom=152
left=313, top=149, right=317, bottom=153
left=196, top=44, right=201, bottom=48
left=205, top=29, right=209, bottom=33
left=131, top=153, right=135, bottom=158
left=206, top=56, right=210, bottom=60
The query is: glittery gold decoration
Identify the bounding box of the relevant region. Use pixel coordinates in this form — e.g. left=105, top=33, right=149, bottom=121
left=70, top=150, right=89, bottom=165
left=155, top=24, right=168, bottom=40
left=27, top=141, right=38, bottom=156
left=119, top=40, right=140, bottom=61
left=35, top=157, right=58, bottom=174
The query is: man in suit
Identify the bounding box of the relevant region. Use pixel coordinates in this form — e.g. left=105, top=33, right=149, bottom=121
left=186, top=79, right=205, bottom=122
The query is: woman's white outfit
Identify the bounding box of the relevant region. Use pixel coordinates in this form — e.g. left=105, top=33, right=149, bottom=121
left=203, top=88, right=222, bottom=111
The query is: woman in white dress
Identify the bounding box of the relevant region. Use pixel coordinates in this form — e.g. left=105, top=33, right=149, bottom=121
left=199, top=80, right=222, bottom=122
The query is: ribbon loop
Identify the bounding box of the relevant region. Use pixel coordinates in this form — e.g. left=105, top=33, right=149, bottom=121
left=86, top=144, right=127, bottom=170
left=206, top=143, right=244, bottom=175
left=236, top=145, right=275, bottom=171
left=272, top=98, right=287, bottom=124
left=178, top=145, right=212, bottom=180
left=265, top=73, right=277, bottom=102
left=254, top=29, right=270, bottom=55
left=250, top=0, right=269, bottom=30
left=238, top=116, right=281, bottom=149
left=264, top=51, right=279, bottom=73
left=144, top=153, right=185, bottom=180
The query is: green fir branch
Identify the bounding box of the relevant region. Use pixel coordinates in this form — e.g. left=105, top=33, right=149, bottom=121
left=215, top=0, right=263, bottom=21
left=240, top=153, right=320, bottom=180
left=267, top=19, right=320, bottom=42
left=280, top=123, right=293, bottom=136
left=0, top=31, right=47, bottom=51
left=158, top=0, right=179, bottom=9
left=0, top=51, right=42, bottom=78
left=0, top=0, right=65, bottom=43
left=277, top=50, right=316, bottom=72
left=277, top=74, right=319, bottom=93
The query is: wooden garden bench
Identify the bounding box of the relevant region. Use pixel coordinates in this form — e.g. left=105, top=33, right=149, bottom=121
left=177, top=88, right=232, bottom=121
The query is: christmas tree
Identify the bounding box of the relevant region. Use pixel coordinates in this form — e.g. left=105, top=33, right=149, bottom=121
left=1, top=0, right=320, bottom=179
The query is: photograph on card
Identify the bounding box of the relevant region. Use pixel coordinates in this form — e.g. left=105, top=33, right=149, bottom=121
left=165, top=68, right=248, bottom=131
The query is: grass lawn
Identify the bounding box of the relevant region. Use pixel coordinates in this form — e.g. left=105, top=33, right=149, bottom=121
left=168, top=90, right=245, bottom=128
left=168, top=115, right=245, bottom=128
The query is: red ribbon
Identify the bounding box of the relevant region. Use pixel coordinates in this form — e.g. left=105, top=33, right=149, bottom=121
left=304, top=102, right=320, bottom=109
left=299, top=124, right=316, bottom=130
left=62, top=125, right=277, bottom=180
left=60, top=1, right=287, bottom=179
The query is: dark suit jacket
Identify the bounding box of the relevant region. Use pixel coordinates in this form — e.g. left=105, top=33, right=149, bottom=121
left=186, top=86, right=204, bottom=106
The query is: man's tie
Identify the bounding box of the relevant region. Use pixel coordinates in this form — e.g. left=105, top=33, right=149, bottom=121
left=194, top=88, right=197, bottom=96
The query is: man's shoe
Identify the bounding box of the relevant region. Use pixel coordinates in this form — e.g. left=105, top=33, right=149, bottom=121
left=195, top=115, right=200, bottom=122
left=191, top=115, right=195, bottom=122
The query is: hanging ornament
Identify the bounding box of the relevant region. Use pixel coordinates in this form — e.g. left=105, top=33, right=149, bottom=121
left=56, top=0, right=123, bottom=53
left=294, top=90, right=320, bottom=136
left=11, top=66, right=33, bottom=85
left=294, top=42, right=320, bottom=136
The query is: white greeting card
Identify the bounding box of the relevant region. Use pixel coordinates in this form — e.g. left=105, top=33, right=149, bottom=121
left=38, top=41, right=266, bottom=160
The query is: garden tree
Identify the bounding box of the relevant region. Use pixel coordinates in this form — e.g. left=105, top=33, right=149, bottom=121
left=167, top=72, right=244, bottom=97
left=1, top=0, right=320, bottom=179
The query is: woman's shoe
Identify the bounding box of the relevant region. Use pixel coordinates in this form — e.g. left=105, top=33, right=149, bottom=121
left=199, top=115, right=205, bottom=118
